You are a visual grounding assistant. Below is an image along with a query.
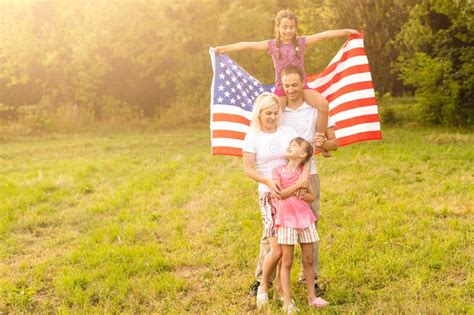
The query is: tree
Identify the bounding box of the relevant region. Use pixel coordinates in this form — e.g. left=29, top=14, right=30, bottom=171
left=395, top=0, right=474, bottom=125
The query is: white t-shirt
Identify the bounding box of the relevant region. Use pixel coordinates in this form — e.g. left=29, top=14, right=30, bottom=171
left=242, top=125, right=297, bottom=192
left=281, top=102, right=335, bottom=174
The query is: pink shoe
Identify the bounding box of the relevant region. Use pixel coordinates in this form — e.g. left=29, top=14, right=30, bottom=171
left=309, top=297, right=329, bottom=308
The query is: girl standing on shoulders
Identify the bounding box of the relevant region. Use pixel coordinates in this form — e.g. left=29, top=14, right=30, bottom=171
left=216, top=9, right=358, bottom=152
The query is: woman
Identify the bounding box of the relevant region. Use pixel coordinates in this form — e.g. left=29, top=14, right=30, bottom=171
left=242, top=92, right=297, bottom=309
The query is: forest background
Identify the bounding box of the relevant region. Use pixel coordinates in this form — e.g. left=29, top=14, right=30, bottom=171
left=0, top=0, right=473, bottom=133
left=1, top=1, right=473, bottom=312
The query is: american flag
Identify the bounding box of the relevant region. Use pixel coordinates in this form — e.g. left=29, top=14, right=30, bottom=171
left=210, top=33, right=381, bottom=156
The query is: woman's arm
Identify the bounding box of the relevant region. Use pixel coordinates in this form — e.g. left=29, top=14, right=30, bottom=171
left=243, top=152, right=281, bottom=197
left=300, top=178, right=315, bottom=202
left=305, top=29, right=359, bottom=47
left=215, top=40, right=268, bottom=53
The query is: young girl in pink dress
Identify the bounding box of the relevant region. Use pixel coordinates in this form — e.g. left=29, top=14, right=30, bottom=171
left=216, top=9, right=358, bottom=152
left=272, top=137, right=329, bottom=311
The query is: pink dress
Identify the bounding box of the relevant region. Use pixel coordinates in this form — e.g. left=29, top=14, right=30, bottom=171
left=267, top=36, right=306, bottom=93
left=272, top=164, right=316, bottom=229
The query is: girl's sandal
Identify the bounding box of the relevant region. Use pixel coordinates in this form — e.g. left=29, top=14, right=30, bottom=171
left=308, top=296, right=330, bottom=308
left=282, top=300, right=299, bottom=314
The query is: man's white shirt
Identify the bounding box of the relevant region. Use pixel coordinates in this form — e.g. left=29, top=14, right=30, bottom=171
left=281, top=102, right=335, bottom=174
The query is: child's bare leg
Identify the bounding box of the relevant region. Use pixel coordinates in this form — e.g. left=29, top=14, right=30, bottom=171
left=301, top=242, right=316, bottom=302
left=275, top=259, right=282, bottom=297
left=280, top=244, right=294, bottom=305
left=277, top=95, right=288, bottom=111
left=260, top=237, right=282, bottom=293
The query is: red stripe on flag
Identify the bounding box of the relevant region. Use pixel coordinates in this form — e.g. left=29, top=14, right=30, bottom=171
left=325, top=81, right=374, bottom=103
left=337, top=131, right=382, bottom=146
left=310, top=48, right=367, bottom=80
left=212, top=146, right=243, bottom=156
left=311, top=64, right=371, bottom=94
left=330, top=97, right=377, bottom=116
left=212, top=130, right=246, bottom=140
left=335, top=114, right=381, bottom=130
left=213, top=113, right=250, bottom=125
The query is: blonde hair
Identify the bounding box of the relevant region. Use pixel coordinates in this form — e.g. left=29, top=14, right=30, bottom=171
left=251, top=92, right=281, bottom=131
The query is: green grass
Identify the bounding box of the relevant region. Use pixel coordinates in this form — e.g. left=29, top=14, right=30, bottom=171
left=0, top=127, right=473, bottom=313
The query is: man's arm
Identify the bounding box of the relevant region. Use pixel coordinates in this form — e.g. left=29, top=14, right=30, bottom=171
left=321, top=127, right=338, bottom=152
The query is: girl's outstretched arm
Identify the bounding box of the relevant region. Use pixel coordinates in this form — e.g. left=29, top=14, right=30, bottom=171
left=305, top=29, right=359, bottom=46
left=215, top=40, right=268, bottom=53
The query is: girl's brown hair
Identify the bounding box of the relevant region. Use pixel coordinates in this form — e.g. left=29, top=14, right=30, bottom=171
left=274, top=9, right=301, bottom=61
left=291, top=137, right=314, bottom=167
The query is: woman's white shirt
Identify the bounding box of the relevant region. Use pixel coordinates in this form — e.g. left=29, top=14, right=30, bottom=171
left=242, top=125, right=297, bottom=192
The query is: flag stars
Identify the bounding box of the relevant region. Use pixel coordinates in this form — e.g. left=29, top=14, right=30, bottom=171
left=225, top=80, right=230, bottom=86
left=224, top=91, right=230, bottom=97
left=231, top=76, right=237, bottom=82
left=218, top=85, right=224, bottom=91
left=219, top=73, right=225, bottom=79
left=217, top=97, right=223, bottom=103
left=230, top=98, right=236, bottom=104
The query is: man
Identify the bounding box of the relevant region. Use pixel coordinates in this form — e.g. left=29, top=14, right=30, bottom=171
left=250, top=65, right=338, bottom=297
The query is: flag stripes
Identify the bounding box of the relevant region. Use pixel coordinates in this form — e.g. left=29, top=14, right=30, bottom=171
left=210, top=33, right=381, bottom=156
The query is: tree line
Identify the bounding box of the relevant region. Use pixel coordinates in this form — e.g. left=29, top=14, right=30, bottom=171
left=0, top=0, right=472, bottom=128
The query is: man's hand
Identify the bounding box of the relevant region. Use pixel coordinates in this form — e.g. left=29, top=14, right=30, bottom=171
left=313, top=132, right=327, bottom=147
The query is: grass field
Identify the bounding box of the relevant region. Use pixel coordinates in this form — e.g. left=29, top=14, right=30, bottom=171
left=0, top=127, right=473, bottom=313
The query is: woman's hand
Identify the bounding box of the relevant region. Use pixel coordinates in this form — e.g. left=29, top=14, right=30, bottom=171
left=267, top=180, right=282, bottom=199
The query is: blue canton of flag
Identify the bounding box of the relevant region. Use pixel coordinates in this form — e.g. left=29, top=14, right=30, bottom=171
left=212, top=51, right=274, bottom=111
